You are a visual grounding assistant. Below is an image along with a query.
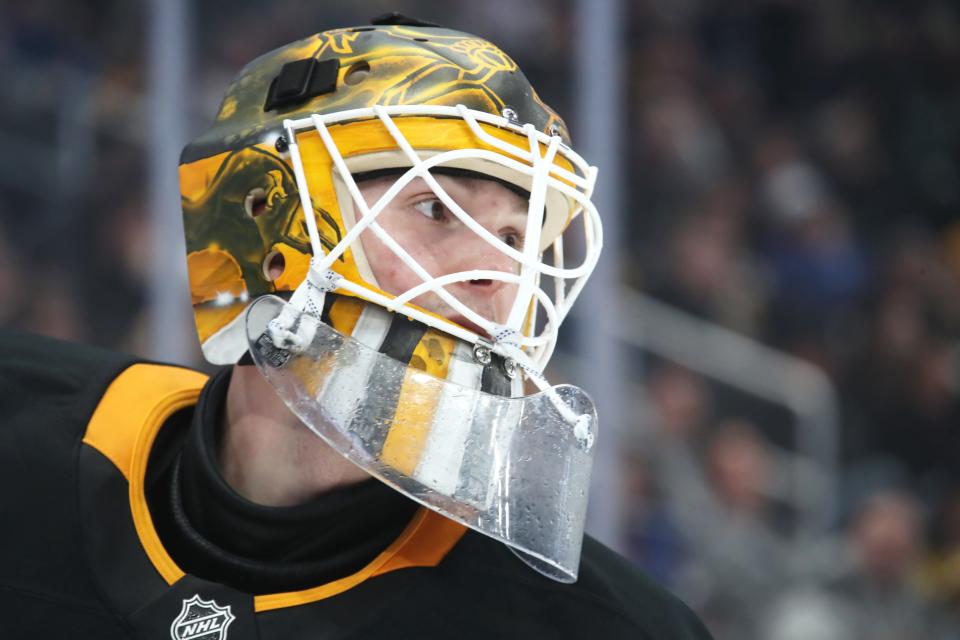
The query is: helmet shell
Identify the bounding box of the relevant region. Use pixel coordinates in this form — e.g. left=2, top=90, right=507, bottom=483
left=182, top=24, right=569, bottom=164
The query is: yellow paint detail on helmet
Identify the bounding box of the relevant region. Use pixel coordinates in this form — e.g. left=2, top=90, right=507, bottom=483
left=218, top=97, right=238, bottom=120
left=195, top=304, right=246, bottom=343
left=298, top=115, right=577, bottom=192
left=522, top=295, right=537, bottom=338
left=186, top=248, right=246, bottom=305
left=388, top=26, right=518, bottom=75
left=179, top=150, right=232, bottom=204
left=380, top=331, right=457, bottom=475
left=187, top=247, right=250, bottom=344
left=320, top=30, right=361, bottom=55
left=269, top=242, right=311, bottom=292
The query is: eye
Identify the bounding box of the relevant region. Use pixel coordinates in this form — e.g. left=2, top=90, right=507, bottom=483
left=502, top=230, right=524, bottom=249
left=412, top=198, right=450, bottom=222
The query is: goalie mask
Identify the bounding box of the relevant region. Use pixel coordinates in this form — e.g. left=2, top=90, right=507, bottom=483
left=179, top=17, right=602, bottom=582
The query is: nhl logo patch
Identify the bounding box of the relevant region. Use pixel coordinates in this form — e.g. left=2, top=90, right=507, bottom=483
left=170, top=594, right=235, bottom=640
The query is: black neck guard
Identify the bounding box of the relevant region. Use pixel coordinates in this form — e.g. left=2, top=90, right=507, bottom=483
left=146, top=367, right=418, bottom=595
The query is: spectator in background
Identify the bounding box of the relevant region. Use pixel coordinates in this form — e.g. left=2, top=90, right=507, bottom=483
left=808, top=490, right=954, bottom=640
left=833, top=491, right=935, bottom=638
left=673, top=420, right=791, bottom=640
left=754, top=132, right=868, bottom=371
left=642, top=364, right=791, bottom=640
left=622, top=446, right=687, bottom=589
left=876, top=340, right=960, bottom=491
left=623, top=364, right=707, bottom=588
left=842, top=232, right=960, bottom=492
left=770, top=490, right=949, bottom=640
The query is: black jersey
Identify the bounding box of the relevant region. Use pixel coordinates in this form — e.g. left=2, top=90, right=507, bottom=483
left=0, top=331, right=712, bottom=639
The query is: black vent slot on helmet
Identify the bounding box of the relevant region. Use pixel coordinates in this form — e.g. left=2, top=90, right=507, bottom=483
left=369, top=13, right=441, bottom=27
left=264, top=57, right=340, bottom=112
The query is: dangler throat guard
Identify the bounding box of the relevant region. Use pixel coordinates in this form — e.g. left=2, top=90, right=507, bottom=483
left=245, top=292, right=597, bottom=583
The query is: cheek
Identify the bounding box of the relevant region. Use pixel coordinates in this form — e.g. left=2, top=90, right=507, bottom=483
left=361, top=227, right=441, bottom=295
left=494, top=281, right=521, bottom=312
left=377, top=263, right=418, bottom=295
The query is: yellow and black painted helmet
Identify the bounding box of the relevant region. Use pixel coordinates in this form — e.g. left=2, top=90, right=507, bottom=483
left=179, top=14, right=596, bottom=380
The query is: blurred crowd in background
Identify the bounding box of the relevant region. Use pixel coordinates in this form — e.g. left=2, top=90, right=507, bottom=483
left=2, top=1, right=959, bottom=638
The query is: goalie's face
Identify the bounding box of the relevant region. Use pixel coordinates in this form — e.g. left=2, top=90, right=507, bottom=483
left=357, top=173, right=527, bottom=335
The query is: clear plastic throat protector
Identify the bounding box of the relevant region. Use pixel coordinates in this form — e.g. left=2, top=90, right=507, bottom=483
left=246, top=295, right=597, bottom=582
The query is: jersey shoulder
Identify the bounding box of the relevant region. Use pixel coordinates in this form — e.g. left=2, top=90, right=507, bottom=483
left=0, top=331, right=146, bottom=636
left=0, top=329, right=141, bottom=435
left=433, top=531, right=713, bottom=639
left=575, top=535, right=713, bottom=638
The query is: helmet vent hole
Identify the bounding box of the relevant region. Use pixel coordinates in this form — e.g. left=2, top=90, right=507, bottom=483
left=344, top=61, right=371, bottom=86
left=244, top=188, right=268, bottom=218
left=414, top=37, right=429, bottom=42
left=263, top=250, right=286, bottom=281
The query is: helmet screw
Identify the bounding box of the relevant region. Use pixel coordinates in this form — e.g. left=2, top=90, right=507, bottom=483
left=501, top=107, right=519, bottom=124
left=503, top=357, right=518, bottom=379
left=473, top=344, right=492, bottom=365
left=548, top=123, right=562, bottom=137
left=275, top=135, right=289, bottom=153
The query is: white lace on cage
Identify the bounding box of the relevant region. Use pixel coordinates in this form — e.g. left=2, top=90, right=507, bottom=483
left=268, top=104, right=602, bottom=436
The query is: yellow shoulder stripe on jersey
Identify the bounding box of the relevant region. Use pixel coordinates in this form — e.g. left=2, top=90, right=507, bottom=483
left=83, top=362, right=208, bottom=584
left=83, top=363, right=208, bottom=482
left=254, top=507, right=466, bottom=612
left=83, top=361, right=467, bottom=601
